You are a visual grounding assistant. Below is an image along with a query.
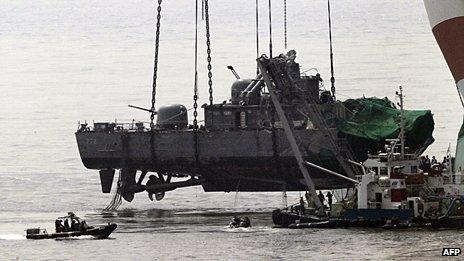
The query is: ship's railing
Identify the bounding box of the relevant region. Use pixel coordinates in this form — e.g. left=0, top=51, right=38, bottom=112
left=77, top=121, right=152, bottom=132
left=369, top=153, right=418, bottom=160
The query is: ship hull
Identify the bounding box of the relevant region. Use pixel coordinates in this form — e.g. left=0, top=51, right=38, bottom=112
left=76, top=128, right=353, bottom=191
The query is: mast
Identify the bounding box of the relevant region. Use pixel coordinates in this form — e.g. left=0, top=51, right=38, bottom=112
left=396, top=86, right=405, bottom=158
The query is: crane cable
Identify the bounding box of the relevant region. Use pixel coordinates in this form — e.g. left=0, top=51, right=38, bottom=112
left=149, top=0, right=162, bottom=169
left=201, top=0, right=205, bottom=20
left=328, top=0, right=336, bottom=99
left=284, top=0, right=287, bottom=49
left=193, top=0, right=200, bottom=166
left=150, top=0, right=162, bottom=128
left=268, top=0, right=273, bottom=58
left=255, top=0, right=260, bottom=75
left=204, top=0, right=214, bottom=105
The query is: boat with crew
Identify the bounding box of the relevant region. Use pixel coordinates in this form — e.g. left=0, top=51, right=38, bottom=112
left=25, top=212, right=117, bottom=240
left=229, top=216, right=251, bottom=228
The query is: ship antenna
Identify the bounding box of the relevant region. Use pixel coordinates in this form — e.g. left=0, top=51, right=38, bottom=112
left=327, top=0, right=336, bottom=100
left=268, top=0, right=273, bottom=58
left=396, top=86, right=405, bottom=158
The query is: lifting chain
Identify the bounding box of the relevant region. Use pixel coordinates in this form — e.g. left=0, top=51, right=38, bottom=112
left=255, top=0, right=259, bottom=75
left=193, top=0, right=200, bottom=165
left=193, top=85, right=198, bottom=129
left=327, top=0, right=336, bottom=99
left=193, top=0, right=199, bottom=130
left=150, top=0, right=162, bottom=128
left=204, top=0, right=214, bottom=105
left=284, top=0, right=287, bottom=49
left=268, top=0, right=273, bottom=58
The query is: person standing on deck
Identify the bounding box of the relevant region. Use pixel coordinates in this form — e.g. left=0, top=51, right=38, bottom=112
left=425, top=155, right=431, bottom=171
left=64, top=219, right=70, bottom=232
left=299, top=197, right=306, bottom=215
left=305, top=191, right=316, bottom=208
left=55, top=219, right=63, bottom=233
left=318, top=191, right=325, bottom=207
left=419, top=156, right=426, bottom=171
left=326, top=191, right=333, bottom=210
left=305, top=192, right=311, bottom=207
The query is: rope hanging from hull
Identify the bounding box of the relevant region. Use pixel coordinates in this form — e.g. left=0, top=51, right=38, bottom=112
left=104, top=171, right=123, bottom=211
left=282, top=186, right=288, bottom=207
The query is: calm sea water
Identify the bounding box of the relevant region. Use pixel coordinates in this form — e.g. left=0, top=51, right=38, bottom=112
left=0, top=0, right=462, bottom=260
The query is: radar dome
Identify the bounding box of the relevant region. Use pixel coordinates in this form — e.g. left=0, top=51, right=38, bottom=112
left=156, top=104, right=188, bottom=130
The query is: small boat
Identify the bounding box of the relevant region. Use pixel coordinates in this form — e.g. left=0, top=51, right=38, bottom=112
left=26, top=224, right=117, bottom=239
left=26, top=212, right=117, bottom=239
left=229, top=216, right=251, bottom=228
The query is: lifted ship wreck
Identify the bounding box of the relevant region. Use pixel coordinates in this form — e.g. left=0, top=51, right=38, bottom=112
left=75, top=52, right=433, bottom=203
left=75, top=1, right=434, bottom=205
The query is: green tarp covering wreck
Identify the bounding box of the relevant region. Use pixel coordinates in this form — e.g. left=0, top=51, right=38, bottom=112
left=338, top=97, right=434, bottom=161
